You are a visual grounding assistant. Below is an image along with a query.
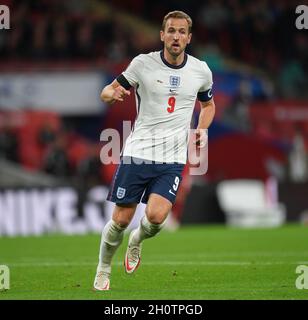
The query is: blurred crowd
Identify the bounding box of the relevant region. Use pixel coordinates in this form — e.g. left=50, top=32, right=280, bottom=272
left=0, top=0, right=140, bottom=62
left=0, top=0, right=307, bottom=98
left=1, top=1, right=306, bottom=77
left=0, top=111, right=111, bottom=187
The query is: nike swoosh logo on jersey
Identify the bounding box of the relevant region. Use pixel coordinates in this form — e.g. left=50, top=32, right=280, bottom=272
left=169, top=89, right=177, bottom=93
left=157, top=80, right=163, bottom=83
left=169, top=189, right=176, bottom=196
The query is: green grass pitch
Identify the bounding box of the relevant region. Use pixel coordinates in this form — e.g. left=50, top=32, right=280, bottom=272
left=1, top=224, right=308, bottom=300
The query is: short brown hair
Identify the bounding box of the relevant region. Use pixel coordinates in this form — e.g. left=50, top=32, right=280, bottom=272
left=162, top=11, right=192, bottom=33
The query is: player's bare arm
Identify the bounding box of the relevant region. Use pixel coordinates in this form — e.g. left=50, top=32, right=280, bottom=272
left=100, top=79, right=130, bottom=104
left=195, top=98, right=216, bottom=147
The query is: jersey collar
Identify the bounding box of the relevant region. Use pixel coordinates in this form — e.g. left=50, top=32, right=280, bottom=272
left=160, top=50, right=188, bottom=69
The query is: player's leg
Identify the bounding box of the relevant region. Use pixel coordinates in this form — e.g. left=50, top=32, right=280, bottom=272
left=98, top=203, right=137, bottom=270
left=94, top=156, right=149, bottom=289
left=124, top=193, right=172, bottom=274
left=94, top=203, right=137, bottom=290
left=134, top=193, right=171, bottom=241
left=124, top=164, right=184, bottom=274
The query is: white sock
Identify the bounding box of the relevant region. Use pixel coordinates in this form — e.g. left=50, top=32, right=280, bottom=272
left=130, top=215, right=165, bottom=246
left=97, top=219, right=126, bottom=273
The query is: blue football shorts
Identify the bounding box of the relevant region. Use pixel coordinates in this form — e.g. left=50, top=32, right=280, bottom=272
left=107, top=156, right=185, bottom=204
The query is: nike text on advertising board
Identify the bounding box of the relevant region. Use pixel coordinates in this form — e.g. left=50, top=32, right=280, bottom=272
left=295, top=5, right=308, bottom=29
left=0, top=5, right=10, bottom=30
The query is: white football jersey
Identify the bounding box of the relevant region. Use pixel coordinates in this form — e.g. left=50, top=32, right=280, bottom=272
left=117, top=51, right=213, bottom=164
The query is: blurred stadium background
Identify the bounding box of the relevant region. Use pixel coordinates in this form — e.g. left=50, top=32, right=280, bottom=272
left=0, top=0, right=307, bottom=236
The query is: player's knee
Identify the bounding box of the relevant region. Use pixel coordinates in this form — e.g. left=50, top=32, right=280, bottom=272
left=113, top=204, right=136, bottom=228
left=112, top=210, right=131, bottom=228
left=112, top=216, right=130, bottom=228
left=145, top=207, right=166, bottom=225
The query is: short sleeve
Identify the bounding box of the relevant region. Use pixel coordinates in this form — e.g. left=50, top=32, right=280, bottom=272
left=197, top=62, right=213, bottom=102
left=117, top=55, right=145, bottom=89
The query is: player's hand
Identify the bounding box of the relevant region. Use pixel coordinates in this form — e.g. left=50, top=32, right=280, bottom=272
left=194, top=129, right=208, bottom=148
left=112, top=86, right=130, bottom=102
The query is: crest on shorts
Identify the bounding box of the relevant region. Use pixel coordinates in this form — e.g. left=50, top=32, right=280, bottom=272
left=116, top=187, right=126, bottom=199
left=169, top=75, right=180, bottom=87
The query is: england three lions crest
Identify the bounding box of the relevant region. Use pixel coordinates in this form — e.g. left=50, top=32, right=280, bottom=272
left=169, top=75, right=180, bottom=87
left=116, top=187, right=126, bottom=199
